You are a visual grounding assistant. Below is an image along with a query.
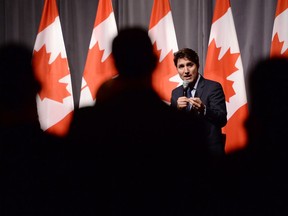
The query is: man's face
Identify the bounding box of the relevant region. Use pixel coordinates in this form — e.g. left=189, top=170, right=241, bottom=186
left=176, top=57, right=199, bottom=82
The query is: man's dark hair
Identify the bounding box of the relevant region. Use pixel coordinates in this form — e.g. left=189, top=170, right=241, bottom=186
left=173, top=48, right=199, bottom=69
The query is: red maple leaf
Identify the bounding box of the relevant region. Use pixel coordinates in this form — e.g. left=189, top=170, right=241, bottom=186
left=204, top=39, right=239, bottom=102
left=271, top=33, right=288, bottom=57
left=152, top=44, right=179, bottom=102
left=82, top=42, right=118, bottom=100
left=32, top=45, right=71, bottom=103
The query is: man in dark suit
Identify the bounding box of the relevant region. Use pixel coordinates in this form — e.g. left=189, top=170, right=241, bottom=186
left=170, top=48, right=227, bottom=156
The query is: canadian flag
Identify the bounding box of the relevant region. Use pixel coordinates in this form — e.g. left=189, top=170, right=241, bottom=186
left=148, top=0, right=179, bottom=103
left=32, top=0, right=74, bottom=137
left=79, top=0, right=118, bottom=108
left=204, top=0, right=248, bottom=153
left=271, top=0, right=288, bottom=57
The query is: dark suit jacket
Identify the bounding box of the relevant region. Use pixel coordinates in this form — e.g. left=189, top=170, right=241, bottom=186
left=171, top=75, right=227, bottom=155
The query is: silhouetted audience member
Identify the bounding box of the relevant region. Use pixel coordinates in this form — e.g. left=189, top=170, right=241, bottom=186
left=0, top=43, right=65, bottom=216
left=243, top=57, right=288, bottom=215
left=66, top=27, right=213, bottom=216
left=212, top=57, right=288, bottom=216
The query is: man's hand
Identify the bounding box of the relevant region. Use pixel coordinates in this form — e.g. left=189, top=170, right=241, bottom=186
left=177, top=96, right=190, bottom=110
left=188, top=97, right=205, bottom=113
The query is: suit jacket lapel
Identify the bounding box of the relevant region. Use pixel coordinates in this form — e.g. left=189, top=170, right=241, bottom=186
left=195, top=75, right=205, bottom=98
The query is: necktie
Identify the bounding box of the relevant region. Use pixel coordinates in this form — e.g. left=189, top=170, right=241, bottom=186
left=186, top=87, right=192, bottom=111
left=187, top=86, right=192, bottom=98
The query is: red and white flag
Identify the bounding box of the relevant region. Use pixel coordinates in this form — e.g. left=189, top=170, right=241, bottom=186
left=32, top=0, right=74, bottom=137
left=271, top=0, right=288, bottom=57
left=79, top=0, right=118, bottom=108
left=204, top=0, right=248, bottom=153
left=148, top=0, right=179, bottom=103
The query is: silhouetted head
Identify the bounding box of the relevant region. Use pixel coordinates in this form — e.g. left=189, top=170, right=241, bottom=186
left=0, top=42, right=40, bottom=112
left=112, top=27, right=158, bottom=78
left=173, top=48, right=200, bottom=69
left=245, top=57, right=288, bottom=151
left=247, top=57, right=288, bottom=123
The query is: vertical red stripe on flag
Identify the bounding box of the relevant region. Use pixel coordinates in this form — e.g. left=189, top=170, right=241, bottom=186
left=79, top=0, right=118, bottom=108
left=32, top=0, right=74, bottom=137
left=271, top=0, right=288, bottom=57
left=204, top=0, right=248, bottom=153
left=149, top=0, right=171, bottom=29
left=148, top=0, right=179, bottom=103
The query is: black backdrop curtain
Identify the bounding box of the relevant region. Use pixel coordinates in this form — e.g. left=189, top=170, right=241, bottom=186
left=0, top=0, right=276, bottom=106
